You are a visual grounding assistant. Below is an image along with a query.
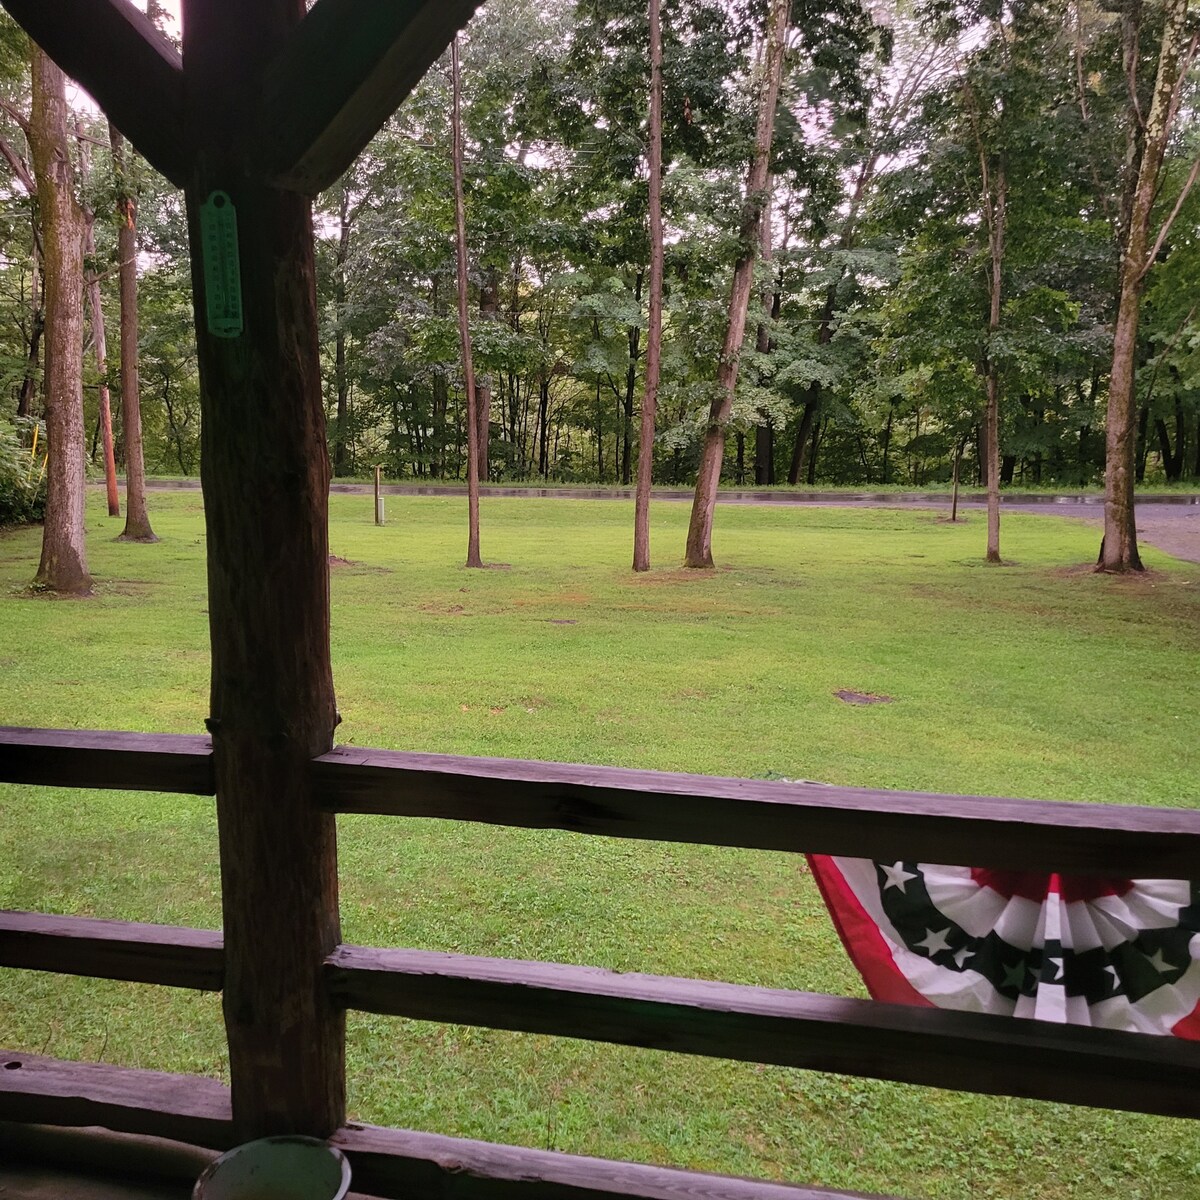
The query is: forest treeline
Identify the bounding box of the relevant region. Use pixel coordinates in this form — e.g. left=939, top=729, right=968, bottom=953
left=0, top=0, right=1197, bottom=520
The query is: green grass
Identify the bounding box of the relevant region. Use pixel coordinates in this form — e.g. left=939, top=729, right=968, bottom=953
left=2, top=491, right=1199, bottom=1199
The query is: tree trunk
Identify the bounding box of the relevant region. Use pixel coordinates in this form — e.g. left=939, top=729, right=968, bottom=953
left=537, top=375, right=550, bottom=478
left=754, top=423, right=773, bottom=485
left=29, top=48, right=90, bottom=595
left=622, top=270, right=643, bottom=486
left=17, top=240, right=41, bottom=419
left=753, top=176, right=779, bottom=487
left=1155, top=399, right=1185, bottom=482
left=788, top=393, right=817, bottom=485
left=806, top=417, right=822, bottom=486
left=83, top=216, right=121, bottom=517
left=950, top=439, right=962, bottom=522
left=634, top=0, right=663, bottom=571
left=685, top=0, right=789, bottom=567
left=182, top=0, right=343, bottom=1139
left=333, top=188, right=352, bottom=476
left=477, top=266, right=498, bottom=483
left=111, top=127, right=156, bottom=542
left=595, top=376, right=604, bottom=480
left=983, top=162, right=1006, bottom=564
left=1102, top=0, right=1187, bottom=571
left=451, top=36, right=482, bottom=568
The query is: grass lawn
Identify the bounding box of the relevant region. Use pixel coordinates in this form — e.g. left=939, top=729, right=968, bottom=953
left=1, top=490, right=1198, bottom=1199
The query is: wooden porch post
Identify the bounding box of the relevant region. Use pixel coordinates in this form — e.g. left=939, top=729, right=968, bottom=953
left=182, top=0, right=344, bottom=1140
left=1, top=0, right=480, bottom=1145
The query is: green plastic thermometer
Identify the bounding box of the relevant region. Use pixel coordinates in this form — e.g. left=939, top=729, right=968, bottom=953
left=200, top=190, right=244, bottom=338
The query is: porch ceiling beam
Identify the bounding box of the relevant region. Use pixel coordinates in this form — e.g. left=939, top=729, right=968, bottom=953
left=256, top=0, right=484, bottom=195
left=0, top=0, right=189, bottom=185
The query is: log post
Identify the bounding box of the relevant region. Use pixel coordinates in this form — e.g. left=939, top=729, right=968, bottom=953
left=182, top=0, right=344, bottom=1140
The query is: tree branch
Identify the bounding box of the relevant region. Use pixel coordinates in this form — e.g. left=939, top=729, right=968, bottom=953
left=0, top=97, right=29, bottom=137
left=0, top=130, right=34, bottom=195
left=0, top=0, right=188, bottom=185
left=1139, top=153, right=1200, bottom=280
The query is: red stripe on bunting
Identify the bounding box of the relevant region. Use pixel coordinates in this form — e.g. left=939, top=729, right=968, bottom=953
left=1171, top=1005, right=1200, bottom=1040
left=807, top=854, right=933, bottom=1008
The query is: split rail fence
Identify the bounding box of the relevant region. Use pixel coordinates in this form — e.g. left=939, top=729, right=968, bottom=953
left=2, top=724, right=1199, bottom=1200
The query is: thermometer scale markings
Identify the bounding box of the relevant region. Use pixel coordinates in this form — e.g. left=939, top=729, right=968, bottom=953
left=200, top=190, right=244, bottom=339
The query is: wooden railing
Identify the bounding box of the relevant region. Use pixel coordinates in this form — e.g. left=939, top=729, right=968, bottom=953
left=2, top=725, right=1199, bottom=1200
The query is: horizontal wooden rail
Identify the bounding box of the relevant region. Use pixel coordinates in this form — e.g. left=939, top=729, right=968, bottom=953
left=334, top=1124, right=893, bottom=1200
left=0, top=912, right=223, bottom=990
left=0, top=1052, right=888, bottom=1200
left=6, top=727, right=1198, bottom=876
left=0, top=1051, right=234, bottom=1149
left=326, top=945, right=1200, bottom=1120
left=0, top=727, right=214, bottom=795
left=314, top=747, right=1200, bottom=876
left=5, top=918, right=1195, bottom=1121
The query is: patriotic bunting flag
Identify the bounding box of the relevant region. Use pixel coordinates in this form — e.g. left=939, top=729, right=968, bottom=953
left=807, top=856, right=1200, bottom=1038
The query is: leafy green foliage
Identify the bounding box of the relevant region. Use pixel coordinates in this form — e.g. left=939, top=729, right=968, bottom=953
left=0, top=415, right=44, bottom=524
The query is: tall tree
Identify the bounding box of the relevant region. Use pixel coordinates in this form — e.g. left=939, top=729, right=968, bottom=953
left=962, top=51, right=1008, bottom=564
left=685, top=0, right=790, bottom=568
left=82, top=201, right=120, bottom=518
left=110, top=125, right=156, bottom=542
left=28, top=46, right=89, bottom=593
left=1101, top=0, right=1194, bottom=571
left=633, top=0, right=663, bottom=572
left=452, top=34, right=483, bottom=568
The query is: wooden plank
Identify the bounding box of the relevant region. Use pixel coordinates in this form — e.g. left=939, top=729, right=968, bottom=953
left=0, top=911, right=223, bottom=990
left=181, top=0, right=345, bottom=1142
left=257, top=0, right=484, bottom=194
left=0, top=0, right=189, bottom=185
left=0, top=1051, right=234, bottom=1150
left=334, top=1124, right=894, bottom=1200
left=326, top=945, right=1200, bottom=1120
left=313, top=748, right=1200, bottom=876
left=0, top=727, right=214, bottom=795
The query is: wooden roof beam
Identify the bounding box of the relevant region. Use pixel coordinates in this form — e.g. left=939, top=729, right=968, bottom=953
left=0, top=0, right=188, bottom=186
left=257, top=0, right=484, bottom=195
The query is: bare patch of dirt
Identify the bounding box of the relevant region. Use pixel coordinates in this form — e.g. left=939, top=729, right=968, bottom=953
left=547, top=618, right=577, bottom=625
left=21, top=585, right=95, bottom=601
left=626, top=568, right=720, bottom=586
left=328, top=554, right=354, bottom=567
left=103, top=579, right=156, bottom=597
left=834, top=689, right=894, bottom=705
left=674, top=688, right=712, bottom=701
left=1047, top=563, right=1175, bottom=584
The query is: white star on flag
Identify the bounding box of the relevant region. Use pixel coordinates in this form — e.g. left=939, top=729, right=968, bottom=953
left=880, top=862, right=919, bottom=893
left=1147, top=949, right=1175, bottom=975
left=1103, top=965, right=1120, bottom=991
left=1046, top=957, right=1062, bottom=982
left=952, top=946, right=973, bottom=968
left=915, top=927, right=952, bottom=955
